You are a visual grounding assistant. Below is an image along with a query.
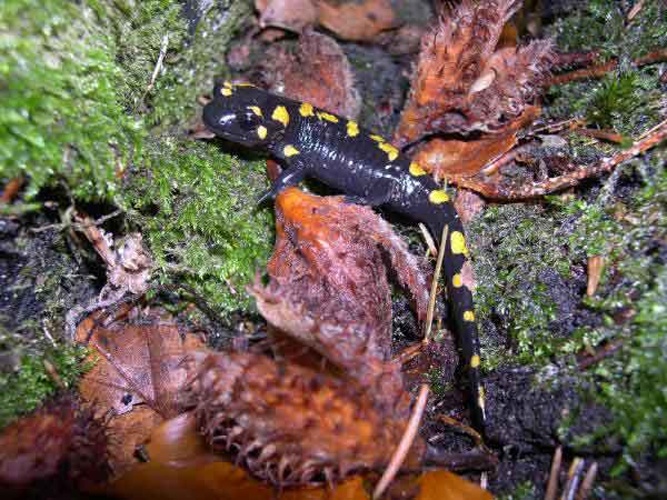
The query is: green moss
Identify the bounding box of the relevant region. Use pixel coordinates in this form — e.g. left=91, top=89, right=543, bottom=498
left=0, top=0, right=144, bottom=200
left=125, top=138, right=273, bottom=313
left=497, top=481, right=538, bottom=500
left=470, top=204, right=576, bottom=367
left=0, top=343, right=90, bottom=427
left=551, top=0, right=667, bottom=59
left=546, top=1, right=665, bottom=137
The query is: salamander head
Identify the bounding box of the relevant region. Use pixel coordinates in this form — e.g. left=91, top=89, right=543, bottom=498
left=203, top=82, right=281, bottom=147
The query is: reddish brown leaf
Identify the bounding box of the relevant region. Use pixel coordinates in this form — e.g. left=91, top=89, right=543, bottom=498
left=76, top=308, right=204, bottom=474
left=109, top=461, right=369, bottom=500
left=317, top=0, right=396, bottom=41
left=0, top=396, right=109, bottom=493
left=252, top=187, right=430, bottom=380
left=260, top=30, right=360, bottom=118
left=394, top=0, right=552, bottom=146
left=256, top=0, right=318, bottom=33
left=410, top=106, right=540, bottom=181
left=416, top=470, right=493, bottom=500
left=256, top=0, right=396, bottom=42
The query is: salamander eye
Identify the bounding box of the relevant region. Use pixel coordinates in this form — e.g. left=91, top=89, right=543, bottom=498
left=238, top=110, right=261, bottom=131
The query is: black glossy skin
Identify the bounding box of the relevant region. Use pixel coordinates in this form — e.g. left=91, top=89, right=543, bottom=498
left=204, top=83, right=485, bottom=430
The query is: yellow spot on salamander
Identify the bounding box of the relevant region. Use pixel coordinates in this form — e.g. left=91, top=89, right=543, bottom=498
left=235, top=82, right=256, bottom=87
left=299, top=102, right=314, bottom=117
left=470, top=354, right=480, bottom=368
left=283, top=145, right=300, bottom=157
left=409, top=162, right=426, bottom=176
left=429, top=189, right=450, bottom=204
left=223, top=81, right=233, bottom=88
left=450, top=231, right=467, bottom=255
left=257, top=125, right=267, bottom=140
left=452, top=273, right=463, bottom=288
left=272, top=105, right=290, bottom=127
left=317, top=111, right=339, bottom=123
left=221, top=87, right=233, bottom=97
left=463, top=310, right=475, bottom=322
left=378, top=142, right=399, bottom=161
left=369, top=134, right=385, bottom=143
left=248, top=106, right=263, bottom=117
left=347, top=121, right=359, bottom=137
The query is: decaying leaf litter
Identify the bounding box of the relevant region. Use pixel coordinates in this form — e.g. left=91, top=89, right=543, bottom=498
left=1, top=0, right=666, bottom=499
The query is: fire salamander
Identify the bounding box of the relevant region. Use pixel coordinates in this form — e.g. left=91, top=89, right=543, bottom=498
left=203, top=81, right=486, bottom=430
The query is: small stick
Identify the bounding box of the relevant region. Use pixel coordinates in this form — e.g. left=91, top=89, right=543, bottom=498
left=455, top=119, right=667, bottom=200
left=146, top=34, right=169, bottom=93
left=424, top=225, right=449, bottom=343
left=373, top=384, right=429, bottom=499
left=576, top=462, right=598, bottom=500
left=545, top=446, right=563, bottom=500
left=561, top=458, right=585, bottom=500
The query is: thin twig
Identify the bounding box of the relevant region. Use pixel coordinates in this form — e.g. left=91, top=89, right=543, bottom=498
left=627, top=0, right=646, bottom=22
left=545, top=446, right=563, bottom=500
left=424, top=225, right=449, bottom=343
left=373, top=384, right=429, bottom=499
left=576, top=462, right=598, bottom=500
left=549, top=48, right=667, bottom=86
left=561, top=458, right=585, bottom=500
left=455, top=119, right=667, bottom=200
left=146, top=34, right=169, bottom=93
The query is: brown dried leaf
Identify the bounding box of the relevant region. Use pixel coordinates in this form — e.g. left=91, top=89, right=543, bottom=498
left=253, top=187, right=430, bottom=376
left=416, top=470, right=493, bottom=500
left=0, top=396, right=109, bottom=492
left=256, top=0, right=396, bottom=41
left=394, top=0, right=552, bottom=146
left=411, top=106, right=540, bottom=181
left=76, top=308, right=204, bottom=474
left=260, top=30, right=360, bottom=118
left=190, top=351, right=422, bottom=487
left=317, top=0, right=396, bottom=41
left=109, top=461, right=369, bottom=500
left=256, top=0, right=318, bottom=33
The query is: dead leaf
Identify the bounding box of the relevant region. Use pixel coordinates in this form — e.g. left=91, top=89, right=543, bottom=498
left=259, top=30, right=360, bottom=118
left=109, top=461, right=370, bottom=500
left=256, top=0, right=395, bottom=41
left=0, top=396, right=109, bottom=493
left=411, top=106, right=540, bottom=181
left=394, top=0, right=552, bottom=146
left=416, top=470, right=493, bottom=500
left=253, top=187, right=430, bottom=381
left=317, top=0, right=396, bottom=41
left=76, top=308, right=204, bottom=474
left=256, top=0, right=318, bottom=33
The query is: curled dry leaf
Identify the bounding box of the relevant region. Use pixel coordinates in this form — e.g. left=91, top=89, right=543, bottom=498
left=394, top=0, right=552, bottom=147
left=190, top=351, right=423, bottom=487
left=253, top=187, right=430, bottom=379
left=256, top=0, right=396, bottom=42
left=76, top=308, right=204, bottom=475
left=411, top=106, right=540, bottom=182
left=0, top=396, right=110, bottom=493
left=256, top=0, right=318, bottom=33
left=259, top=30, right=360, bottom=118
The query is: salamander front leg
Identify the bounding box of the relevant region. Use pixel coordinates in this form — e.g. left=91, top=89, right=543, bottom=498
left=257, top=163, right=309, bottom=205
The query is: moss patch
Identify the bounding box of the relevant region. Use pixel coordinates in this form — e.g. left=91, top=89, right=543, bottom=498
left=0, top=0, right=144, bottom=201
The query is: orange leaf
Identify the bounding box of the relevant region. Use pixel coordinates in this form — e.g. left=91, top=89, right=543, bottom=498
left=76, top=308, right=204, bottom=474
left=416, top=470, right=493, bottom=500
